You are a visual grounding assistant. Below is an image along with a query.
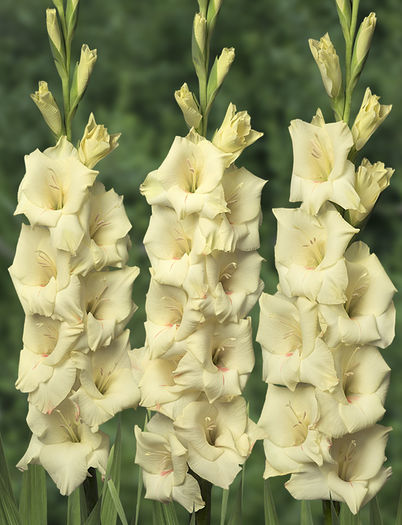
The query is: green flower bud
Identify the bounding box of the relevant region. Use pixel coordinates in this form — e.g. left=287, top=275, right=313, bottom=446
left=193, top=13, right=207, bottom=54
left=216, top=47, right=235, bottom=86
left=352, top=88, right=391, bottom=150
left=46, top=8, right=63, bottom=56
left=174, top=83, right=202, bottom=129
left=309, top=33, right=342, bottom=98
left=351, top=13, right=376, bottom=83
left=75, top=44, right=97, bottom=101
left=31, top=81, right=63, bottom=136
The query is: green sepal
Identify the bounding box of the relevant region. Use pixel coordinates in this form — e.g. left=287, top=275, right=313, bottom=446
left=19, top=465, right=47, bottom=525
left=335, top=0, right=352, bottom=43
left=301, top=501, right=314, bottom=525
left=101, top=421, right=122, bottom=525
left=197, top=0, right=209, bottom=17
left=331, top=91, right=345, bottom=121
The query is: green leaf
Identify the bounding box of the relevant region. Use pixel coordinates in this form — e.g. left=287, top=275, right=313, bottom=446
left=369, top=497, right=383, bottom=525
left=107, top=479, right=128, bottom=525
left=300, top=501, right=314, bottom=525
left=101, top=421, right=122, bottom=525
left=67, top=486, right=88, bottom=525
left=134, top=463, right=143, bottom=525
left=84, top=500, right=101, bottom=525
left=263, top=479, right=279, bottom=525
left=396, top=486, right=402, bottom=525
left=189, top=510, right=196, bottom=525
left=161, top=502, right=179, bottom=525
left=340, top=503, right=360, bottom=525
left=228, top=468, right=244, bottom=525
left=330, top=501, right=340, bottom=525
left=0, top=433, right=15, bottom=502
left=152, top=501, right=165, bottom=525
left=19, top=465, right=47, bottom=525
left=0, top=474, right=21, bottom=525
left=220, top=489, right=229, bottom=525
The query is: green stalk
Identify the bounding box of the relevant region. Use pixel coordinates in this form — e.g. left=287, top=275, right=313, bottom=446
left=194, top=477, right=212, bottom=525
left=83, top=467, right=98, bottom=516
left=343, top=0, right=360, bottom=124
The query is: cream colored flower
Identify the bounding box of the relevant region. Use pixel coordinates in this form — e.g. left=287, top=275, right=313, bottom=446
left=257, top=293, right=338, bottom=391
left=309, top=33, right=342, bottom=98
left=145, top=278, right=204, bottom=359
left=289, top=117, right=360, bottom=214
left=75, top=45, right=97, bottom=102
left=173, top=318, right=254, bottom=402
left=17, top=399, right=109, bottom=496
left=212, top=103, right=263, bottom=164
left=80, top=266, right=139, bottom=351
left=285, top=425, right=392, bottom=514
left=70, top=330, right=140, bottom=431
left=320, top=241, right=396, bottom=349
left=174, top=83, right=202, bottom=129
left=15, top=137, right=97, bottom=254
left=9, top=224, right=76, bottom=317
left=274, top=203, right=358, bottom=305
left=349, top=159, right=394, bottom=226
left=78, top=113, right=120, bottom=169
left=135, top=413, right=204, bottom=512
left=351, top=88, right=392, bottom=150
left=316, top=345, right=390, bottom=438
left=16, top=315, right=82, bottom=414
left=140, top=134, right=229, bottom=219
left=71, top=182, right=131, bottom=275
left=259, top=384, right=333, bottom=478
left=31, top=81, right=62, bottom=137
left=174, top=397, right=260, bottom=489
left=143, top=206, right=197, bottom=287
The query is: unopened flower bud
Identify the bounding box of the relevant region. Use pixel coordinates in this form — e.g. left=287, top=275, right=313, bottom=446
left=352, top=88, right=392, bottom=150
left=78, top=113, right=120, bottom=168
left=217, top=47, right=235, bottom=86
left=309, top=33, right=342, bottom=98
left=174, top=83, right=202, bottom=129
left=193, top=13, right=207, bottom=54
left=75, top=44, right=97, bottom=101
left=46, top=8, right=63, bottom=55
left=351, top=13, right=376, bottom=80
left=31, top=81, right=62, bottom=136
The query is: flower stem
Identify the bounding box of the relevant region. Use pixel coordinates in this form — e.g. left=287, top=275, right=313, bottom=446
left=194, top=476, right=212, bottom=525
left=343, top=0, right=360, bottom=124
left=83, top=467, right=98, bottom=515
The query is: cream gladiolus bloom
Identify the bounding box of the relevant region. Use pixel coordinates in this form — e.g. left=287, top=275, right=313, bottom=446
left=351, top=88, right=392, bottom=151
left=308, top=33, right=342, bottom=98
left=274, top=203, right=358, bottom=304
left=212, top=103, right=263, bottom=165
left=71, top=182, right=131, bottom=275
left=320, top=242, right=396, bottom=349
left=315, top=345, right=390, bottom=438
left=70, top=330, right=140, bottom=431
left=257, top=293, right=338, bottom=391
left=18, top=400, right=109, bottom=496
left=9, top=224, right=76, bottom=317
left=80, top=265, right=139, bottom=351
left=349, top=159, right=394, bottom=226
left=15, top=137, right=97, bottom=254
left=259, top=384, right=333, bottom=478
left=16, top=315, right=81, bottom=414
left=140, top=134, right=229, bottom=219
left=78, top=113, right=120, bottom=169
left=285, top=425, right=392, bottom=514
left=289, top=116, right=360, bottom=214
left=174, top=397, right=260, bottom=489
left=135, top=413, right=204, bottom=512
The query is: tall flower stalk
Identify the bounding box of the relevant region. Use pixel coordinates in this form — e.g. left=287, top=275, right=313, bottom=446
left=257, top=0, right=394, bottom=519
left=9, top=0, right=139, bottom=506
left=134, top=0, right=265, bottom=522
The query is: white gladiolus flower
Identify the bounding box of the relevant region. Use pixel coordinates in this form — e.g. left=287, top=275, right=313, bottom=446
left=257, top=293, right=338, bottom=391
left=315, top=345, right=390, bottom=438
left=9, top=224, right=77, bottom=317
left=320, top=241, right=396, bottom=349
left=285, top=425, right=392, bottom=514
left=173, top=318, right=254, bottom=402
left=289, top=116, right=360, bottom=214
left=145, top=278, right=204, bottom=358
left=16, top=315, right=81, bottom=414
left=78, top=113, right=120, bottom=169
left=212, top=103, right=263, bottom=164
left=135, top=413, right=204, bottom=512
left=71, top=182, right=131, bottom=275
left=259, top=384, right=333, bottom=478
left=140, top=134, right=229, bottom=219
left=274, top=203, right=358, bottom=304
left=174, top=397, right=261, bottom=489
left=80, top=266, right=139, bottom=351
left=349, top=159, right=394, bottom=226
left=17, top=400, right=109, bottom=496
left=70, top=330, right=140, bottom=431
left=15, top=137, right=97, bottom=254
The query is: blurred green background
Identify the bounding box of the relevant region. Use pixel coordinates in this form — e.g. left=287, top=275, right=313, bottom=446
left=0, top=0, right=401, bottom=523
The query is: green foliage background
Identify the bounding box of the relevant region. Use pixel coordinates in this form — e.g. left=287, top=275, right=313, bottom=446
left=0, top=0, right=401, bottom=523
